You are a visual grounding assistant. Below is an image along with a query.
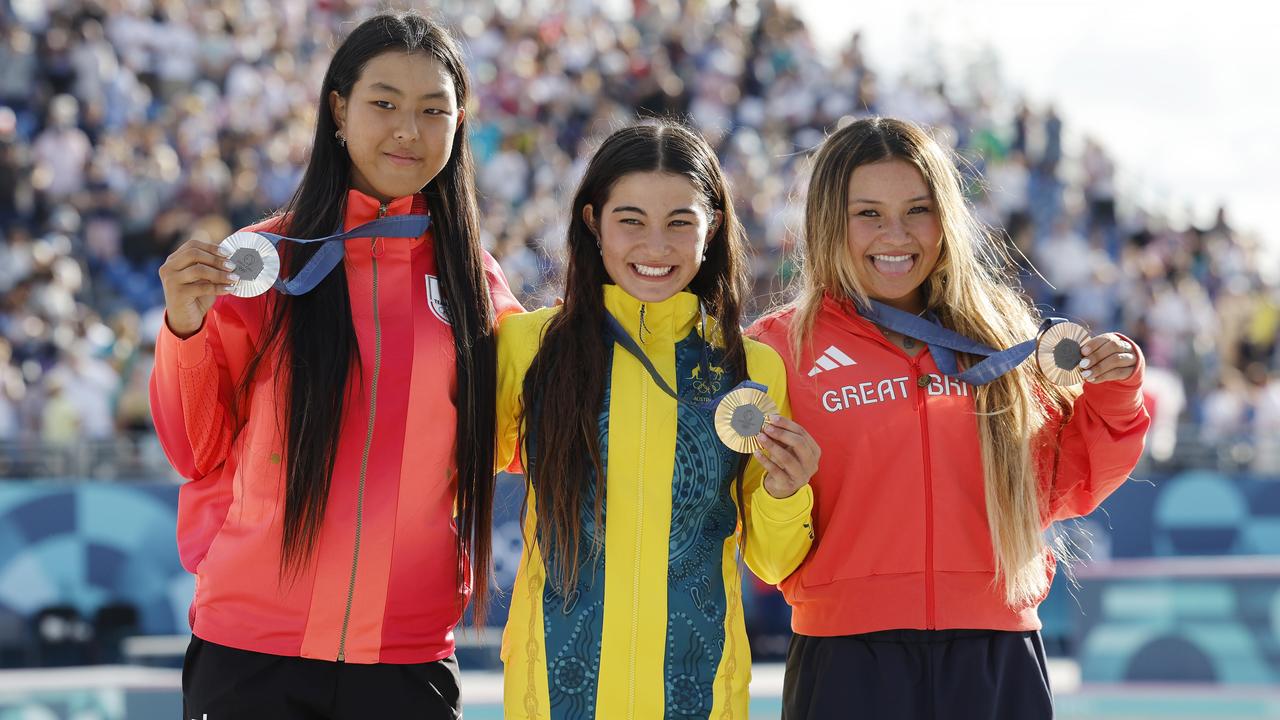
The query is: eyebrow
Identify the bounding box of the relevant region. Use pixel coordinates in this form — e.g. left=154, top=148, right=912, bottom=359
left=611, top=206, right=698, bottom=217
left=368, top=82, right=451, bottom=101
left=848, top=195, right=932, bottom=204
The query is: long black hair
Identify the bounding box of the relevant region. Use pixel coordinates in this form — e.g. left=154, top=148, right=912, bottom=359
left=237, top=11, right=499, bottom=622
left=520, top=121, right=751, bottom=594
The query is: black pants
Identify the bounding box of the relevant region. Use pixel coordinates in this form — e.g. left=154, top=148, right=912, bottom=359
left=182, top=636, right=460, bottom=720
left=782, top=629, right=1053, bottom=720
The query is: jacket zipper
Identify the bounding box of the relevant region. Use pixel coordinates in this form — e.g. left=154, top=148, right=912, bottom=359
left=337, top=201, right=387, bottom=661
left=628, top=303, right=648, bottom=715
left=859, top=315, right=938, bottom=630
left=912, top=356, right=936, bottom=629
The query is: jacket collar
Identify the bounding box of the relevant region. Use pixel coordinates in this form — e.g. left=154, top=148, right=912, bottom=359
left=819, top=291, right=925, bottom=359
left=820, top=292, right=881, bottom=338
left=602, top=284, right=701, bottom=345
left=342, top=187, right=431, bottom=251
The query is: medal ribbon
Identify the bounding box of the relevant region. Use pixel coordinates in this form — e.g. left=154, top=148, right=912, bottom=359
left=860, top=299, right=1067, bottom=386
left=602, top=309, right=767, bottom=409
left=257, top=214, right=432, bottom=295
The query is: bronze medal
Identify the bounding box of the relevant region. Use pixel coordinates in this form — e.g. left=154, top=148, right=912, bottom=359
left=1035, top=322, right=1092, bottom=386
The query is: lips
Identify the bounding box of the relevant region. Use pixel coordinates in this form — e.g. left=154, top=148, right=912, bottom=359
left=630, top=262, right=675, bottom=279
left=384, top=152, right=421, bottom=166
left=869, top=253, right=917, bottom=277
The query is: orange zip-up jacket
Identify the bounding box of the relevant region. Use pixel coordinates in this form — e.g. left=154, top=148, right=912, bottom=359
left=149, top=188, right=523, bottom=663
left=748, top=295, right=1150, bottom=636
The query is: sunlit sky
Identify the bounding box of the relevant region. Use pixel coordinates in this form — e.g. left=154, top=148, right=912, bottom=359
left=789, top=0, right=1279, bottom=248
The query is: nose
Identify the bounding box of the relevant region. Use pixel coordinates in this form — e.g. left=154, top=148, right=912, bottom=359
left=878, top=216, right=911, bottom=244
left=394, top=112, right=420, bottom=143
left=644, top=226, right=674, bottom=257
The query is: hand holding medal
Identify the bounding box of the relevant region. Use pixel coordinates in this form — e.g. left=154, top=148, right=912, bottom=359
left=711, top=382, right=821, bottom=500
left=603, top=311, right=821, bottom=499
left=158, top=238, right=240, bottom=339
left=160, top=215, right=432, bottom=338
left=1071, top=332, right=1140, bottom=384
left=750, top=413, right=822, bottom=500
left=862, top=301, right=1139, bottom=388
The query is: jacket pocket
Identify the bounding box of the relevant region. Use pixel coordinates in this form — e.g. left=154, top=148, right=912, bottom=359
left=797, top=496, right=927, bottom=587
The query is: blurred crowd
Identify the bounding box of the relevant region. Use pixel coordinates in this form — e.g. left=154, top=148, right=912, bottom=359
left=0, top=0, right=1276, bottom=477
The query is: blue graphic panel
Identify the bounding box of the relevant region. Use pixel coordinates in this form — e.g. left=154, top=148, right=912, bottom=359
left=0, top=483, right=187, bottom=637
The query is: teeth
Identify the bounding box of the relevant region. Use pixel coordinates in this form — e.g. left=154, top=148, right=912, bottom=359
left=871, top=254, right=912, bottom=262
left=633, top=264, right=674, bottom=277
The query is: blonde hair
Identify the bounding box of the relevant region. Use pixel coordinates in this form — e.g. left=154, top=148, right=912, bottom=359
left=787, top=117, right=1080, bottom=607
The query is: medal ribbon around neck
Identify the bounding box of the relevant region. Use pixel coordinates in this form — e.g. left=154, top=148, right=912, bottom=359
left=859, top=299, right=1083, bottom=386
left=602, top=308, right=775, bottom=452
left=221, top=214, right=431, bottom=297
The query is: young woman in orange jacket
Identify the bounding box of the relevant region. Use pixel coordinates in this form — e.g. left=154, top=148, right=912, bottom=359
left=750, top=118, right=1150, bottom=719
left=151, top=12, right=520, bottom=719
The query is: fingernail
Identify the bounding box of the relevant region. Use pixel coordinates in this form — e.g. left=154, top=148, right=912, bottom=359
left=1081, top=369, right=1093, bottom=378
left=1078, top=358, right=1090, bottom=369
left=223, top=261, right=237, bottom=271
left=217, top=247, right=233, bottom=258
left=228, top=273, right=240, bottom=282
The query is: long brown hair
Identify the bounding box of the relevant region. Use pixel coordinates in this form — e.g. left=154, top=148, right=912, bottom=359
left=788, top=117, right=1080, bottom=606
left=521, top=121, right=751, bottom=594
left=234, top=11, right=499, bottom=622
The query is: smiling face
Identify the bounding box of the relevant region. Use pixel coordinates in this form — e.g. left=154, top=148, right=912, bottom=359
left=845, top=159, right=943, bottom=313
left=329, top=51, right=462, bottom=202
left=585, top=171, right=720, bottom=303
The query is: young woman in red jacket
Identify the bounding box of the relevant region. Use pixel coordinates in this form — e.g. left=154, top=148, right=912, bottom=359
left=152, top=12, right=520, bottom=719
left=750, top=117, right=1150, bottom=719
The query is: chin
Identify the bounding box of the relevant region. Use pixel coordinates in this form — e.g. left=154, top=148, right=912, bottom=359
left=621, top=284, right=679, bottom=303
left=386, top=180, right=431, bottom=198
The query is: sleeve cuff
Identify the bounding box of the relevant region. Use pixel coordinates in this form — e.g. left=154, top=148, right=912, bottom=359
left=161, top=312, right=211, bottom=370
left=752, top=483, right=813, bottom=524
left=1080, top=333, right=1146, bottom=416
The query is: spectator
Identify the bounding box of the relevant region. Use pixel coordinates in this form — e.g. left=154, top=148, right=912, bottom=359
left=0, top=0, right=1272, bottom=476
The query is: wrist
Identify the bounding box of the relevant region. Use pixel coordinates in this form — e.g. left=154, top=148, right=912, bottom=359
left=165, top=312, right=204, bottom=340
left=764, top=476, right=800, bottom=499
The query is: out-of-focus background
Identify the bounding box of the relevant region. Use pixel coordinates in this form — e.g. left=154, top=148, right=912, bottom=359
left=0, top=0, right=1277, bottom=717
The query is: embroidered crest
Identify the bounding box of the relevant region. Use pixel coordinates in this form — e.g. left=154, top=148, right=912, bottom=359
left=425, top=274, right=451, bottom=324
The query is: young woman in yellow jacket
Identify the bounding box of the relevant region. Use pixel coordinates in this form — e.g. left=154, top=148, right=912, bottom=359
left=496, top=122, right=821, bottom=719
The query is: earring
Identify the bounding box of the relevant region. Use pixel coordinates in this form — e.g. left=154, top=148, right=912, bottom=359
left=335, top=130, right=346, bottom=148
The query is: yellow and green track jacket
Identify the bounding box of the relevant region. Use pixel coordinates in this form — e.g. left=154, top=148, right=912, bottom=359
left=496, top=285, right=814, bottom=719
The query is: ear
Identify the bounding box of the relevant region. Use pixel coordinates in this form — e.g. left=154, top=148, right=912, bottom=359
left=709, top=209, right=723, bottom=236
left=582, top=204, right=598, bottom=236
left=328, top=90, right=347, bottom=133
left=455, top=105, right=465, bottom=129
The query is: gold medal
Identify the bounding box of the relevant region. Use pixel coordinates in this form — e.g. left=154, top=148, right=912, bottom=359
left=714, top=386, right=780, bottom=454
left=1036, top=322, right=1092, bottom=386
left=218, top=231, right=280, bottom=298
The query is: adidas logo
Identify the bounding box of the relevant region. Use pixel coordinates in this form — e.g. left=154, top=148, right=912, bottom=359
left=807, top=345, right=857, bottom=376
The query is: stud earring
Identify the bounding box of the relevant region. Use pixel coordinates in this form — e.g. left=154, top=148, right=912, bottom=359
left=335, top=130, right=346, bottom=148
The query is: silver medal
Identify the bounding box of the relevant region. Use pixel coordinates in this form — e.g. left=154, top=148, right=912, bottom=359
left=218, top=231, right=280, bottom=298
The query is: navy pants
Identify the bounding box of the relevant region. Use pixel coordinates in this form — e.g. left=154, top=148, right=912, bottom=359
left=782, top=629, right=1054, bottom=720
left=182, top=636, right=460, bottom=720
